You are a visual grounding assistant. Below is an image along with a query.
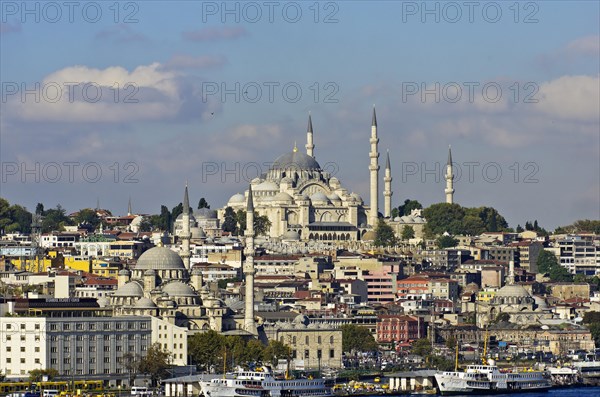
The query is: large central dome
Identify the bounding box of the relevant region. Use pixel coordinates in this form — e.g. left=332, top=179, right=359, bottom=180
left=136, top=247, right=185, bottom=270
left=271, top=151, right=321, bottom=171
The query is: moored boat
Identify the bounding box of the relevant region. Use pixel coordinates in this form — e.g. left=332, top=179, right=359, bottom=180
left=200, top=367, right=332, bottom=397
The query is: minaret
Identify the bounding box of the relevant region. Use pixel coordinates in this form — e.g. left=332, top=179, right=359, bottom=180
left=181, top=184, right=191, bottom=269
left=243, top=185, right=257, bottom=335
left=384, top=150, right=393, bottom=218
left=445, top=146, right=455, bottom=204
left=507, top=260, right=515, bottom=285
left=127, top=197, right=132, bottom=216
left=369, top=107, right=380, bottom=226
left=306, top=113, right=315, bottom=157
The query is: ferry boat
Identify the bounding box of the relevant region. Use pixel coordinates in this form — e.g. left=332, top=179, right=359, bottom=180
left=434, top=360, right=552, bottom=395
left=200, top=368, right=332, bottom=397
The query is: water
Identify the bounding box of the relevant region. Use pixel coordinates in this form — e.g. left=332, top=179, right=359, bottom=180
left=385, top=386, right=600, bottom=397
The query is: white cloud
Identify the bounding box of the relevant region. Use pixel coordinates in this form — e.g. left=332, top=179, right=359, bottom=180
left=533, top=75, right=600, bottom=122
left=3, top=63, right=212, bottom=123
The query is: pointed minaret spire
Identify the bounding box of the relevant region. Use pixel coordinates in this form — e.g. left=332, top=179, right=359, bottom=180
left=243, top=184, right=257, bottom=335
left=445, top=145, right=455, bottom=204
left=306, top=113, right=315, bottom=157
left=372, top=106, right=377, bottom=127
left=369, top=107, right=380, bottom=227
left=127, top=197, right=132, bottom=216
left=181, top=183, right=191, bottom=269
left=96, top=197, right=100, bottom=211
left=384, top=150, right=393, bottom=218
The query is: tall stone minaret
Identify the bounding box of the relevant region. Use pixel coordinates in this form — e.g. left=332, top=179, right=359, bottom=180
left=306, top=113, right=315, bottom=158
left=445, top=146, right=455, bottom=204
left=384, top=150, right=393, bottom=218
left=243, top=185, right=257, bottom=335
left=181, top=184, right=192, bottom=269
left=369, top=107, right=380, bottom=227
left=127, top=196, right=132, bottom=216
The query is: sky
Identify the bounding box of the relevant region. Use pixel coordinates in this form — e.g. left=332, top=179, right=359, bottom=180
left=1, top=0, right=599, bottom=230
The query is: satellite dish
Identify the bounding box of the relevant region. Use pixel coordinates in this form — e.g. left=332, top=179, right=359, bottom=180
left=574, top=317, right=583, bottom=323
left=541, top=325, right=549, bottom=330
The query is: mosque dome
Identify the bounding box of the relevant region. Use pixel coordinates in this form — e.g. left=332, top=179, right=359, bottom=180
left=255, top=181, right=279, bottom=191
left=162, top=281, right=197, bottom=297
left=273, top=192, right=294, bottom=202
left=282, top=230, right=301, bottom=241
left=310, top=192, right=330, bottom=204
left=272, top=151, right=321, bottom=171
left=362, top=231, right=376, bottom=241
left=175, top=212, right=196, bottom=222
left=194, top=208, right=218, bottom=219
left=136, top=247, right=185, bottom=270
left=350, top=193, right=363, bottom=203
left=118, top=269, right=131, bottom=276
left=135, top=297, right=157, bottom=308
left=228, top=193, right=245, bottom=204
left=496, top=284, right=531, bottom=298
left=113, top=281, right=144, bottom=297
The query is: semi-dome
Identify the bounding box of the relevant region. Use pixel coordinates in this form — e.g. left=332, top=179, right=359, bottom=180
left=136, top=247, right=185, bottom=270
left=228, top=193, right=245, bottom=204
left=113, top=281, right=144, bottom=297
left=362, top=231, right=376, bottom=241
left=118, top=269, right=131, bottom=276
left=282, top=230, right=301, bottom=241
left=310, top=192, right=329, bottom=203
left=328, top=193, right=341, bottom=201
left=255, top=181, right=279, bottom=191
left=135, top=297, right=157, bottom=308
left=496, top=284, right=531, bottom=298
left=273, top=192, right=294, bottom=202
left=194, top=208, right=218, bottom=219
left=97, top=297, right=110, bottom=307
left=162, top=281, right=196, bottom=297
left=272, top=151, right=321, bottom=171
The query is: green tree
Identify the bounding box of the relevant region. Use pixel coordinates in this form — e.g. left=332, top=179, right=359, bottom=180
left=222, top=207, right=238, bottom=235
left=41, top=204, right=73, bottom=232
left=122, top=352, right=141, bottom=386
left=411, top=338, right=432, bottom=357
left=340, top=324, right=378, bottom=353
left=198, top=198, right=211, bottom=209
left=401, top=225, right=415, bottom=240
left=189, top=330, right=226, bottom=372
left=29, top=368, right=59, bottom=382
left=436, top=235, right=458, bottom=249
left=35, top=203, right=45, bottom=215
left=537, top=250, right=559, bottom=274
left=235, top=210, right=271, bottom=236
left=583, top=311, right=600, bottom=324
left=397, top=199, right=423, bottom=217
left=445, top=336, right=457, bottom=349
left=74, top=208, right=100, bottom=229
left=374, top=218, right=397, bottom=247
left=158, top=205, right=172, bottom=231
left=423, top=203, right=465, bottom=237
left=138, top=342, right=172, bottom=387
left=171, top=203, right=184, bottom=230
left=138, top=217, right=153, bottom=232
left=262, top=340, right=290, bottom=367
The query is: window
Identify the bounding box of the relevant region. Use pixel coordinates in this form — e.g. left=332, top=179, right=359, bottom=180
left=6, top=346, right=10, bottom=352
left=21, top=324, right=25, bottom=330
left=104, top=335, right=110, bottom=341
left=104, top=346, right=110, bottom=352
left=50, top=324, right=57, bottom=331
left=63, top=323, right=70, bottom=331
left=304, top=350, right=309, bottom=359
left=20, top=335, right=25, bottom=341
left=6, top=324, right=11, bottom=329
left=317, top=336, right=321, bottom=344
left=76, top=323, right=83, bottom=330
left=50, top=358, right=57, bottom=364
left=104, top=357, right=110, bottom=363
left=35, top=358, right=40, bottom=364
left=330, top=336, right=334, bottom=344
left=305, top=336, right=309, bottom=345
left=51, top=347, right=57, bottom=353
left=90, top=358, right=96, bottom=364
left=77, top=335, right=84, bottom=341
left=330, top=349, right=335, bottom=358
left=20, top=347, right=25, bottom=352
left=35, top=324, right=40, bottom=330
left=6, top=335, right=10, bottom=341
left=6, top=358, right=11, bottom=363
left=90, top=335, right=96, bottom=341
left=89, top=346, right=96, bottom=352
left=141, top=323, right=148, bottom=329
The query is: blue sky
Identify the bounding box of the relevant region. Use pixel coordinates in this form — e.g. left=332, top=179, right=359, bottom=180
left=1, top=0, right=599, bottom=230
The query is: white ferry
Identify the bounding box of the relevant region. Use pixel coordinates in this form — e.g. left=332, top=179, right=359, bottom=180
left=434, top=360, right=552, bottom=395
left=200, top=368, right=332, bottom=397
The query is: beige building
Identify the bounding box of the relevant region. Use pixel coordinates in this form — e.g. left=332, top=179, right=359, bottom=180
left=264, top=315, right=343, bottom=370
left=548, top=283, right=590, bottom=301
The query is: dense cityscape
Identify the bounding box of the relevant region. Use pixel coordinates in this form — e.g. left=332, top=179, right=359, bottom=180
left=1, top=1, right=598, bottom=397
